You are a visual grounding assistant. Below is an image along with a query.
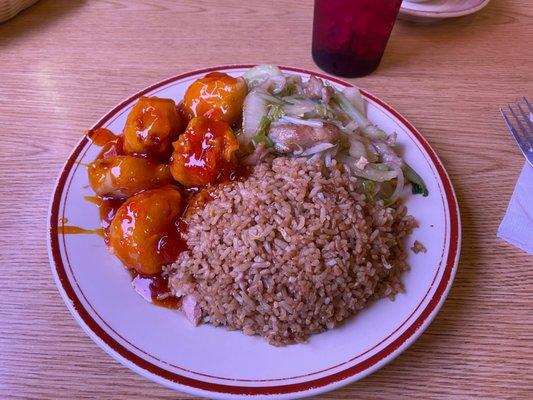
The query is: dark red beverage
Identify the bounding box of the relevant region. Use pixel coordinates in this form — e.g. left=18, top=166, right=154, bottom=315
left=312, top=0, right=402, bottom=78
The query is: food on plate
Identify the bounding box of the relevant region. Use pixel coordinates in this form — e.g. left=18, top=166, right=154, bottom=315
left=88, top=155, right=172, bottom=198
left=123, top=96, right=182, bottom=158
left=80, top=65, right=429, bottom=345
left=267, top=123, right=341, bottom=153
left=181, top=72, right=247, bottom=125
left=411, top=240, right=427, bottom=254
left=169, top=116, right=239, bottom=187
left=166, top=157, right=416, bottom=345
left=108, top=185, right=183, bottom=275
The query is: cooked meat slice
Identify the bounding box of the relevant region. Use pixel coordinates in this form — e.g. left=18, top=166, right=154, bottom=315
left=182, top=294, right=201, bottom=325
left=301, top=75, right=334, bottom=103
left=411, top=240, right=427, bottom=254
left=268, top=123, right=340, bottom=153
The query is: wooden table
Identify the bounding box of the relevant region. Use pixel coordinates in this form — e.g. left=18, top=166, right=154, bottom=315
left=1, top=0, right=532, bottom=398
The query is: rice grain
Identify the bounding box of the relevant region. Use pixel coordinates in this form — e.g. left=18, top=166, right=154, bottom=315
left=166, top=157, right=415, bottom=346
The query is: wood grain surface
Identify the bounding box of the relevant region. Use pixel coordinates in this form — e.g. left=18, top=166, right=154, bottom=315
left=1, top=0, right=532, bottom=399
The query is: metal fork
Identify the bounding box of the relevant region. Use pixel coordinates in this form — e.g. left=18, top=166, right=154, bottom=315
left=500, top=97, right=533, bottom=167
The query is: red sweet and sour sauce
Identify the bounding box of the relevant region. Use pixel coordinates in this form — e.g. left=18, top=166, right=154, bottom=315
left=62, top=125, right=249, bottom=308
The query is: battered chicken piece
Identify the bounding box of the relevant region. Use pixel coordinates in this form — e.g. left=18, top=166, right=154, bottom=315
left=123, top=96, right=182, bottom=158
left=170, top=116, right=239, bottom=187
left=182, top=72, right=247, bottom=125
left=267, top=123, right=340, bottom=153
left=88, top=155, right=173, bottom=198
left=108, top=186, right=183, bottom=275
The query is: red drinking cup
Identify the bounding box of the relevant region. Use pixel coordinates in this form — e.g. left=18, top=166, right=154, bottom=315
left=312, top=0, right=403, bottom=77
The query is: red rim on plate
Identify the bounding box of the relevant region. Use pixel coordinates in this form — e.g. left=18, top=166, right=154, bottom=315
left=47, top=65, right=461, bottom=398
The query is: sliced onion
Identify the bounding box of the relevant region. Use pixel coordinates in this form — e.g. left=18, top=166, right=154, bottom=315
left=297, top=142, right=336, bottom=157
left=257, top=91, right=288, bottom=105
left=348, top=138, right=367, bottom=159
left=387, top=163, right=405, bottom=204
left=323, top=146, right=339, bottom=167
left=278, top=115, right=324, bottom=127
left=282, top=98, right=317, bottom=116
left=343, top=120, right=359, bottom=133
left=331, top=121, right=365, bottom=141
left=337, top=154, right=398, bottom=182
left=334, top=91, right=387, bottom=140
left=372, top=141, right=403, bottom=167
left=342, top=87, right=366, bottom=117
left=386, top=131, right=397, bottom=146
left=324, top=152, right=332, bottom=167
left=365, top=142, right=380, bottom=162
left=364, top=125, right=388, bottom=139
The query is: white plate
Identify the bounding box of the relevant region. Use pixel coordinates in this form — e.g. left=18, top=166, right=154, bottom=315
left=47, top=65, right=461, bottom=399
left=400, top=0, right=490, bottom=22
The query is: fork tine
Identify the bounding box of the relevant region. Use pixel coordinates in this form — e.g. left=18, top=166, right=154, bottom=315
left=500, top=108, right=532, bottom=156
left=508, top=105, right=533, bottom=148
left=516, top=101, right=533, bottom=132
left=524, top=97, right=533, bottom=114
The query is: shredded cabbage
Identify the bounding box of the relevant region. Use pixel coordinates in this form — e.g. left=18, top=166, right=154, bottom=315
left=238, top=66, right=429, bottom=202
left=333, top=91, right=387, bottom=140
left=386, top=164, right=405, bottom=204
left=403, top=163, right=429, bottom=196
left=251, top=116, right=273, bottom=147
left=243, top=64, right=283, bottom=90
left=241, top=89, right=267, bottom=146
left=342, top=87, right=366, bottom=117
left=278, top=116, right=324, bottom=127
left=337, top=154, right=397, bottom=182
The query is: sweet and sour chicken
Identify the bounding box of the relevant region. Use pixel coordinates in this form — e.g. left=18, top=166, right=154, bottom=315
left=86, top=71, right=248, bottom=276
